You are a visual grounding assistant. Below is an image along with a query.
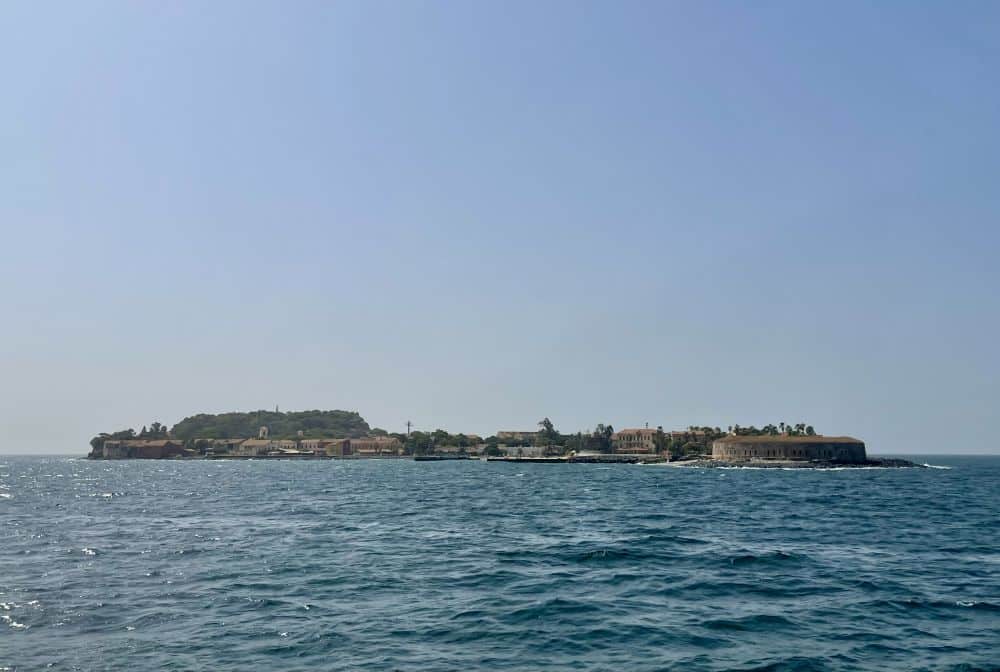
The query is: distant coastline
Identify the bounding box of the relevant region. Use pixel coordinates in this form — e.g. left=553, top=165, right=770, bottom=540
left=86, top=410, right=922, bottom=468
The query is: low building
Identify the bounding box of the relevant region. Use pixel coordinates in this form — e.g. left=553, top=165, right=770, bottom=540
left=611, top=429, right=659, bottom=454
left=101, top=439, right=186, bottom=459
left=496, top=431, right=538, bottom=443
left=502, top=444, right=547, bottom=458
left=131, top=440, right=186, bottom=459
left=350, top=436, right=402, bottom=456
left=205, top=438, right=245, bottom=455
left=711, top=435, right=867, bottom=463
left=298, top=438, right=351, bottom=456
left=101, top=440, right=131, bottom=459
left=235, top=439, right=271, bottom=456
left=300, top=438, right=333, bottom=454
left=268, top=439, right=298, bottom=454
left=325, top=439, right=351, bottom=457
left=668, top=430, right=708, bottom=441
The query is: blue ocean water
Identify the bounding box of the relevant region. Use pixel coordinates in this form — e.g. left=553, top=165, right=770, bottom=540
left=1, top=456, right=998, bottom=671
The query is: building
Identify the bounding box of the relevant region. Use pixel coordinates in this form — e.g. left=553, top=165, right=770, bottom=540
left=668, top=430, right=708, bottom=441
left=495, top=431, right=538, bottom=443
left=204, top=438, right=245, bottom=455
left=101, top=439, right=186, bottom=459
left=235, top=439, right=271, bottom=456
left=231, top=438, right=301, bottom=456
left=324, top=439, right=351, bottom=457
left=502, top=444, right=547, bottom=457
left=299, top=438, right=351, bottom=456
left=711, top=435, right=867, bottom=463
left=299, top=438, right=330, bottom=454
left=611, top=428, right=660, bottom=454
left=100, top=440, right=131, bottom=459
left=270, top=439, right=298, bottom=454
left=350, top=436, right=403, bottom=456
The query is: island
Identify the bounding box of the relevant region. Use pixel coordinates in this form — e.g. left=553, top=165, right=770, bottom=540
left=86, top=411, right=921, bottom=467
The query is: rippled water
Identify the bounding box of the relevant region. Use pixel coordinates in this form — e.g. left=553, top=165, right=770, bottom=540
left=1, top=456, right=998, bottom=671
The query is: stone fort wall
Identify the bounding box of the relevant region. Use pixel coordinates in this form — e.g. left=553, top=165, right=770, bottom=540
left=711, top=438, right=866, bottom=464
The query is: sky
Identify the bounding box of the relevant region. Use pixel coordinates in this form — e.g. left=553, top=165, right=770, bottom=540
left=1, top=1, right=998, bottom=455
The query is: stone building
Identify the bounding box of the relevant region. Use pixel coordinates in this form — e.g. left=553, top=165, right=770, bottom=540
left=299, top=438, right=330, bottom=454
left=205, top=438, right=245, bottom=455
left=711, top=435, right=867, bottom=463
left=235, top=439, right=271, bottom=456
left=234, top=438, right=299, bottom=456
left=299, top=438, right=350, bottom=456
left=350, top=436, right=402, bottom=456
left=101, top=439, right=185, bottom=459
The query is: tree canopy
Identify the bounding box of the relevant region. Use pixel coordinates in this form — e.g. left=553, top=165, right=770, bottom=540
left=170, top=409, right=371, bottom=440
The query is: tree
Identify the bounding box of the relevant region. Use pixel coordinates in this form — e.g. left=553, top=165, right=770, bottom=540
left=654, top=426, right=667, bottom=454
left=405, top=431, right=433, bottom=455
left=537, top=417, right=558, bottom=445
left=805, top=425, right=816, bottom=436
left=592, top=423, right=614, bottom=453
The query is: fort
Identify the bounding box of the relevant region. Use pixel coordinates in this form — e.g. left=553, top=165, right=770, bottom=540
left=711, top=435, right=867, bottom=464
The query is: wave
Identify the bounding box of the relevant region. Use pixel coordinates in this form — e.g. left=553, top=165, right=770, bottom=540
left=730, top=656, right=834, bottom=671
left=703, top=613, right=798, bottom=632
left=858, top=598, right=1000, bottom=613
left=725, top=550, right=807, bottom=566
left=3, top=454, right=999, bottom=671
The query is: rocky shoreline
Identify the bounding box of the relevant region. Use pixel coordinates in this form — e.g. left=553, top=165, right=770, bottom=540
left=670, top=456, right=924, bottom=469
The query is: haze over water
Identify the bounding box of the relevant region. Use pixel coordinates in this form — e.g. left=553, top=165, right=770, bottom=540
left=2, top=456, right=997, bottom=671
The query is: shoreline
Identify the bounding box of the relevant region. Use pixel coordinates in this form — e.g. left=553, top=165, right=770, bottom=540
left=663, top=456, right=924, bottom=469
left=81, top=454, right=924, bottom=468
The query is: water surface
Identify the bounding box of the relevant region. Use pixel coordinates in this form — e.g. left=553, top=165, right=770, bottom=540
left=1, top=455, right=998, bottom=671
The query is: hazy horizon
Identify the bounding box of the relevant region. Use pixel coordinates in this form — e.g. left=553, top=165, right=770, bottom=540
left=2, top=2, right=999, bottom=456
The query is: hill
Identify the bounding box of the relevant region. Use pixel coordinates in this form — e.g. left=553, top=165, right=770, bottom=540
left=170, top=410, right=371, bottom=440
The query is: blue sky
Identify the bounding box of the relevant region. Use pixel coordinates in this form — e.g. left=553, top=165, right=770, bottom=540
left=2, top=1, right=998, bottom=454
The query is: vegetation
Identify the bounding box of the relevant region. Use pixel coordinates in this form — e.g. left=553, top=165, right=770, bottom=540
left=88, top=422, right=170, bottom=453
left=666, top=426, right=727, bottom=458
left=88, top=411, right=820, bottom=460
left=728, top=422, right=816, bottom=437
left=170, top=410, right=371, bottom=440
left=390, top=429, right=482, bottom=455
left=537, top=417, right=558, bottom=445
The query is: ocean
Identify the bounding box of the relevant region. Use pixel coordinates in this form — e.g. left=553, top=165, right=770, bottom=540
left=1, top=455, right=997, bottom=671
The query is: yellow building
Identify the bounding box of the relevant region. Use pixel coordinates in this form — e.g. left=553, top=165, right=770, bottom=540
left=611, top=429, right=659, bottom=454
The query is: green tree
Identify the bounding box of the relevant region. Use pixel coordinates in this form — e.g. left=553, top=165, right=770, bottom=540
left=537, top=417, right=557, bottom=444
left=654, top=426, right=667, bottom=453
